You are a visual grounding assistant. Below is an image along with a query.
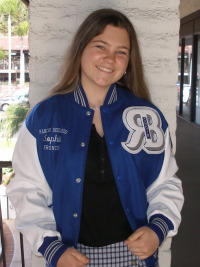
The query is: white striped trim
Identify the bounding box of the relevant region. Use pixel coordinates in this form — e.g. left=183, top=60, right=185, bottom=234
left=154, top=217, right=169, bottom=233
left=108, top=85, right=117, bottom=104
left=47, top=243, right=64, bottom=263
left=74, top=85, right=86, bottom=107
left=44, top=240, right=61, bottom=258
left=74, top=84, right=118, bottom=107
left=74, top=89, right=79, bottom=104
left=151, top=218, right=169, bottom=237
left=78, top=86, right=86, bottom=107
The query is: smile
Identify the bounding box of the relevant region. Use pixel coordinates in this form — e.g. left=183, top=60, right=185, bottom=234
left=96, top=65, right=113, bottom=73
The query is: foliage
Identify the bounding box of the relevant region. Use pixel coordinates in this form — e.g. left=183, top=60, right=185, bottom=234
left=0, top=0, right=18, bottom=16
left=3, top=167, right=12, bottom=174
left=0, top=47, right=8, bottom=60
left=0, top=138, right=16, bottom=148
left=2, top=167, right=14, bottom=186
left=0, top=14, right=7, bottom=34
left=0, top=0, right=28, bottom=35
left=0, top=101, right=30, bottom=139
left=16, top=20, right=28, bottom=36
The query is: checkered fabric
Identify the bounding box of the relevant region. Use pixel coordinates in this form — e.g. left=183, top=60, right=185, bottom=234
left=77, top=241, right=147, bottom=267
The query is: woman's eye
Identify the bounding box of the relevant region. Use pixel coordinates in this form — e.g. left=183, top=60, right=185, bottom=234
left=97, top=45, right=104, bottom=50
left=117, top=51, right=126, bottom=55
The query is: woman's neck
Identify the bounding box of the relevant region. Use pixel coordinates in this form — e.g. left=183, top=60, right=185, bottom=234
left=83, top=84, right=109, bottom=109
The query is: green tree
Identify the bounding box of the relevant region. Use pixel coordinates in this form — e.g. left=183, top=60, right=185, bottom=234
left=0, top=48, right=8, bottom=73
left=0, top=0, right=28, bottom=90
left=16, top=20, right=29, bottom=87
left=0, top=101, right=30, bottom=139
left=0, top=13, right=8, bottom=35
left=0, top=0, right=28, bottom=35
left=16, top=20, right=28, bottom=37
left=0, top=47, right=8, bottom=60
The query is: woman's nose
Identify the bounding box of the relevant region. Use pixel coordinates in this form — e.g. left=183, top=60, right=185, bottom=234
left=104, top=52, right=115, bottom=62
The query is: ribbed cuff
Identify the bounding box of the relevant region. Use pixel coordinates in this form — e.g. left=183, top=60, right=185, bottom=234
left=145, top=214, right=174, bottom=246
left=38, top=236, right=69, bottom=267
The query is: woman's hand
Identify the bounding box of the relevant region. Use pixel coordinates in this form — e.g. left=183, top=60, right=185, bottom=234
left=56, top=247, right=90, bottom=267
left=124, top=226, right=159, bottom=260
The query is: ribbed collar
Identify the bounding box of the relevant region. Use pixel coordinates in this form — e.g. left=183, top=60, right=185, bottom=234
left=73, top=83, right=118, bottom=108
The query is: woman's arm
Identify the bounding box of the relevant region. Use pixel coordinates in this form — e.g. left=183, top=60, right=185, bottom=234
left=146, top=127, right=184, bottom=244
left=6, top=123, right=68, bottom=266
left=125, top=127, right=184, bottom=259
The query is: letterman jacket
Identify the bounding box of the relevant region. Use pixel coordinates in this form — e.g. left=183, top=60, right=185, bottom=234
left=7, top=83, right=184, bottom=267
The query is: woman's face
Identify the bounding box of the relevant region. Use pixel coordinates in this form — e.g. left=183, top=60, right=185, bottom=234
left=80, top=24, right=130, bottom=92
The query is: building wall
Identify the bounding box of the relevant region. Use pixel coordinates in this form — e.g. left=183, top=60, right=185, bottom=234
left=28, top=0, right=180, bottom=149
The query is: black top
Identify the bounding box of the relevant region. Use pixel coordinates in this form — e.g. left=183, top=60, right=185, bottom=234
left=78, top=124, right=133, bottom=247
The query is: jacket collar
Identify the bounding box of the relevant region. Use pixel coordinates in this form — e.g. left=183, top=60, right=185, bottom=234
left=73, top=83, right=117, bottom=108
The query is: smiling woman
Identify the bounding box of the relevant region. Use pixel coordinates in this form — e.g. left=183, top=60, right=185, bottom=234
left=49, top=9, right=150, bottom=101
left=7, top=8, right=184, bottom=267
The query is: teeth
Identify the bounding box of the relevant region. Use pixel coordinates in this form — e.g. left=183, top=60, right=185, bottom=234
left=97, top=65, right=113, bottom=73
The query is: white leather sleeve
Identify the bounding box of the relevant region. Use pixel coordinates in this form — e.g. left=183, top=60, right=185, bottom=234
left=146, top=128, right=184, bottom=237
left=6, top=123, right=61, bottom=255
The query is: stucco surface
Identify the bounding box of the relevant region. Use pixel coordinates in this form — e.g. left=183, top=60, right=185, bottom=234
left=29, top=0, right=180, bottom=148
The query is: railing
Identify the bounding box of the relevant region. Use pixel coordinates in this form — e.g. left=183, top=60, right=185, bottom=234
left=0, top=161, right=25, bottom=267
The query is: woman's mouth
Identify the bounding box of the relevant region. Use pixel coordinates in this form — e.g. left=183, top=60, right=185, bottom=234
left=96, top=65, right=113, bottom=73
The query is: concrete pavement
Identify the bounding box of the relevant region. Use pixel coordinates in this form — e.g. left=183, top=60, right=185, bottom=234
left=171, top=116, right=200, bottom=267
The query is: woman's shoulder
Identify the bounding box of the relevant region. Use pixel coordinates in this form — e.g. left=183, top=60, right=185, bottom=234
left=25, top=94, right=72, bottom=131
left=37, top=93, right=71, bottom=107
left=31, top=93, right=72, bottom=114
left=117, top=86, right=158, bottom=108
left=117, top=86, right=168, bottom=128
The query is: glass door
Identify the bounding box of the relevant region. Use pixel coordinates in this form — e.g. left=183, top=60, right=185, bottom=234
left=195, top=35, right=200, bottom=125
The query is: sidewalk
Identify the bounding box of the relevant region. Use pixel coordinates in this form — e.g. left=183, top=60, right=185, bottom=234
left=171, top=116, right=200, bottom=267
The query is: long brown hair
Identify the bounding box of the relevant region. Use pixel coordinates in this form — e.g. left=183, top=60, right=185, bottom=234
left=49, top=8, right=150, bottom=101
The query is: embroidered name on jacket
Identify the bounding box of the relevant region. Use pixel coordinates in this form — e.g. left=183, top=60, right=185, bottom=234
left=39, top=127, right=68, bottom=151
left=121, top=107, right=165, bottom=154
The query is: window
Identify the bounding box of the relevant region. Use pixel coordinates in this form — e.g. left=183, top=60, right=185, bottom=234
left=182, top=37, right=193, bottom=121
left=177, top=10, right=200, bottom=125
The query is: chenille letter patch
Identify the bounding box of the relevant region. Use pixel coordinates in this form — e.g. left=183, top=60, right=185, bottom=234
left=121, top=107, right=165, bottom=154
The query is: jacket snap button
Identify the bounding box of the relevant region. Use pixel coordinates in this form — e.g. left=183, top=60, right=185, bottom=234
left=86, top=111, right=91, bottom=116
left=73, top=213, right=78, bottom=218
left=132, top=260, right=136, bottom=265
left=76, top=178, right=81, bottom=183
left=80, top=142, right=85, bottom=147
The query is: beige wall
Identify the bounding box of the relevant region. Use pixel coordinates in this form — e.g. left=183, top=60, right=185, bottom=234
left=180, top=0, right=200, bottom=18
left=29, top=0, right=180, bottom=149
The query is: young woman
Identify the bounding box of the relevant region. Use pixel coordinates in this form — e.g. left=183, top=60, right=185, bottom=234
left=7, top=8, right=184, bottom=267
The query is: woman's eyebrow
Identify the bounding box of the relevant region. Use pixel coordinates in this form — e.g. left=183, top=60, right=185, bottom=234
left=92, top=40, right=130, bottom=51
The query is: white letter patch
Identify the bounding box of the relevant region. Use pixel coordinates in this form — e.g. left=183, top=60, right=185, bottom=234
left=121, top=107, right=165, bottom=154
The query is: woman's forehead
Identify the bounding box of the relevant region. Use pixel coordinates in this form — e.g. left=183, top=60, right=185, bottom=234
left=90, top=25, right=130, bottom=48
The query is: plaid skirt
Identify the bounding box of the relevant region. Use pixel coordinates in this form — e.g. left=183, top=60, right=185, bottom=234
left=76, top=241, right=147, bottom=267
